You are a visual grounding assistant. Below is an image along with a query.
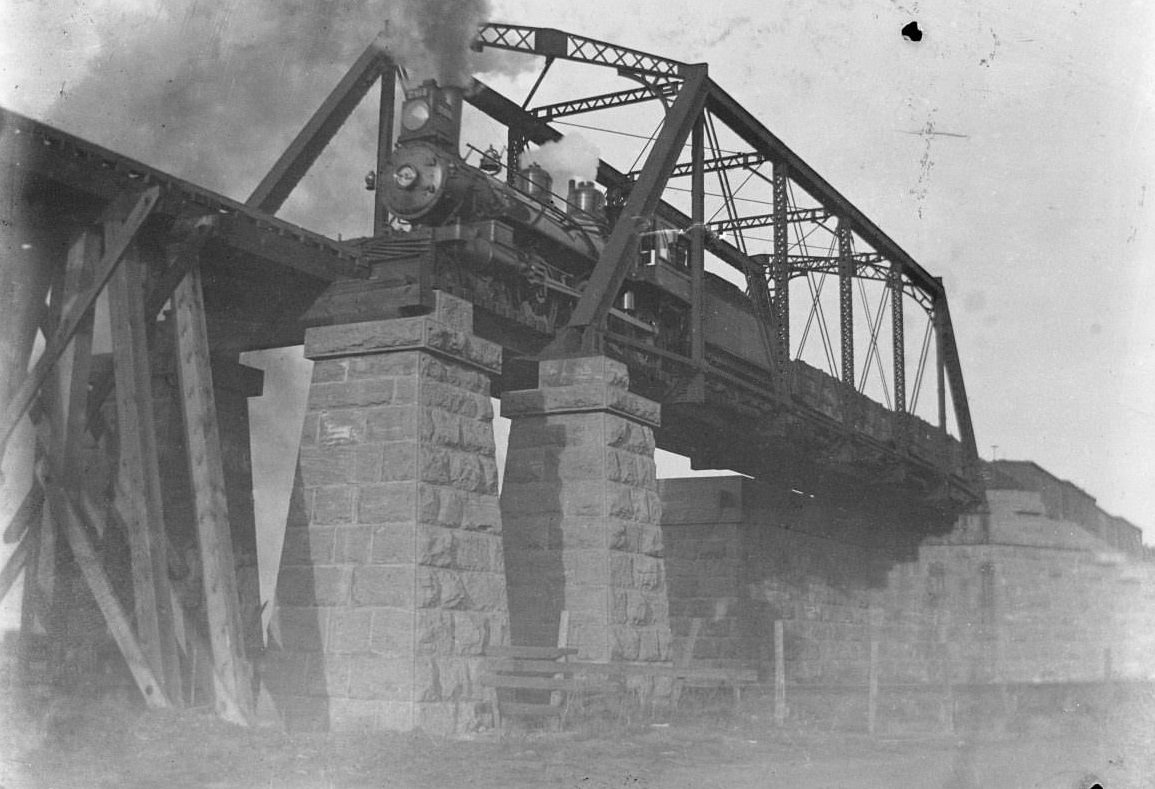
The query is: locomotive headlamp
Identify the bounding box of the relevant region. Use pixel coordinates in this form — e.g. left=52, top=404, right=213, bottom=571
left=401, top=100, right=431, bottom=132
left=393, top=164, right=419, bottom=189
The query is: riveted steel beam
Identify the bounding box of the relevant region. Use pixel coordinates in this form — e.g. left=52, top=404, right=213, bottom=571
left=531, top=82, right=679, bottom=120
left=476, top=24, right=690, bottom=78
left=629, top=150, right=769, bottom=180
left=708, top=207, right=832, bottom=234
left=838, top=220, right=854, bottom=387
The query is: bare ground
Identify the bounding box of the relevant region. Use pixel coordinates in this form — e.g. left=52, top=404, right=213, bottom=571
left=1, top=688, right=1152, bottom=789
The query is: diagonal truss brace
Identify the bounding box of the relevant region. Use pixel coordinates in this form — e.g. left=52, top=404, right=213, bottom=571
left=547, top=65, right=711, bottom=353
left=247, top=33, right=392, bottom=215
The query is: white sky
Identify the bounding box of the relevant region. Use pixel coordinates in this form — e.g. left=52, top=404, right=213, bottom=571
left=1, top=0, right=1153, bottom=573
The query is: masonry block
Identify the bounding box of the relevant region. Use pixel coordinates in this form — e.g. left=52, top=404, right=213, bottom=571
left=267, top=294, right=507, bottom=735
left=500, top=356, right=670, bottom=665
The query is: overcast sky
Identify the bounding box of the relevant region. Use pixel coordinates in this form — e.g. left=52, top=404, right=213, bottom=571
left=1, top=0, right=1152, bottom=560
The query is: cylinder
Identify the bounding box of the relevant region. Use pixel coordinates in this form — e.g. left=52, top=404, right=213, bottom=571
left=569, top=180, right=605, bottom=219
left=517, top=163, right=553, bottom=202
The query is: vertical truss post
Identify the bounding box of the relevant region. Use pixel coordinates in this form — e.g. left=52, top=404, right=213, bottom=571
left=690, top=115, right=705, bottom=367
left=837, top=220, right=854, bottom=387
left=373, top=62, right=397, bottom=236
left=171, top=257, right=255, bottom=725
left=506, top=131, right=526, bottom=186
left=890, top=262, right=906, bottom=414
left=107, top=243, right=182, bottom=702
left=772, top=162, right=790, bottom=367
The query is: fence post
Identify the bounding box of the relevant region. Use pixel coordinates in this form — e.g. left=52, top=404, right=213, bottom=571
left=774, top=620, right=786, bottom=726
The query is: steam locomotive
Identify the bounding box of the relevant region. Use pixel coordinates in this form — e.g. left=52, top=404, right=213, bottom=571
left=378, top=80, right=697, bottom=360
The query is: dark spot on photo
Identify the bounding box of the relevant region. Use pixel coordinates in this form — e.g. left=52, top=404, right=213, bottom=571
left=902, top=21, right=923, bottom=42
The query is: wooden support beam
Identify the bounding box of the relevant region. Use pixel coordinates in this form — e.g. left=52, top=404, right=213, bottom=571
left=0, top=187, right=159, bottom=466
left=107, top=242, right=182, bottom=702
left=171, top=259, right=254, bottom=725
left=18, top=509, right=41, bottom=644
left=2, top=482, right=43, bottom=545
left=0, top=527, right=31, bottom=605
left=85, top=233, right=207, bottom=439
left=47, top=482, right=171, bottom=708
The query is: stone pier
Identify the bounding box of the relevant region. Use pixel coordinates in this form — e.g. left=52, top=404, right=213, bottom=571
left=266, top=293, right=509, bottom=734
left=500, top=357, right=671, bottom=664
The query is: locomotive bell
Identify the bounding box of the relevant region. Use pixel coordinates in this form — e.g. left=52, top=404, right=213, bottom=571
left=479, top=146, right=502, bottom=175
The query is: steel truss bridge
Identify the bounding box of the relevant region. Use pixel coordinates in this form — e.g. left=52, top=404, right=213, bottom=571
left=0, top=21, right=982, bottom=722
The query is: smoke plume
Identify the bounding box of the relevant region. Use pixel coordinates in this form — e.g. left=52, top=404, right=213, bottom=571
left=33, top=0, right=526, bottom=238
left=385, top=0, right=490, bottom=86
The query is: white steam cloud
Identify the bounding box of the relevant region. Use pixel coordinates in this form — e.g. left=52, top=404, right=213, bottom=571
left=524, top=133, right=601, bottom=189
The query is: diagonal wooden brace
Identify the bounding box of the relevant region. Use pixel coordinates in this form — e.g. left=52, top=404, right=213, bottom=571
left=0, top=186, right=160, bottom=466
left=50, top=483, right=172, bottom=709
left=0, top=527, right=31, bottom=605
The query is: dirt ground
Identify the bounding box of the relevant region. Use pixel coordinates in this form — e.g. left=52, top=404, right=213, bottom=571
left=1, top=688, right=1152, bottom=789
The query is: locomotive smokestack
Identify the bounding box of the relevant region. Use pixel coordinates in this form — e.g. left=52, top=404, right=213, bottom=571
left=397, top=80, right=463, bottom=152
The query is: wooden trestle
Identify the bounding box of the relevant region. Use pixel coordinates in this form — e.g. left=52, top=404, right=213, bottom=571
left=1, top=94, right=363, bottom=723
left=0, top=189, right=255, bottom=720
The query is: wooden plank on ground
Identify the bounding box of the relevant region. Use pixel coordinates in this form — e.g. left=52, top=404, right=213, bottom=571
left=0, top=187, right=159, bottom=463
left=499, top=702, right=565, bottom=718
left=478, top=673, right=619, bottom=693
left=675, top=668, right=759, bottom=683
left=484, top=645, right=580, bottom=659
left=108, top=242, right=182, bottom=702
left=171, top=260, right=254, bottom=726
